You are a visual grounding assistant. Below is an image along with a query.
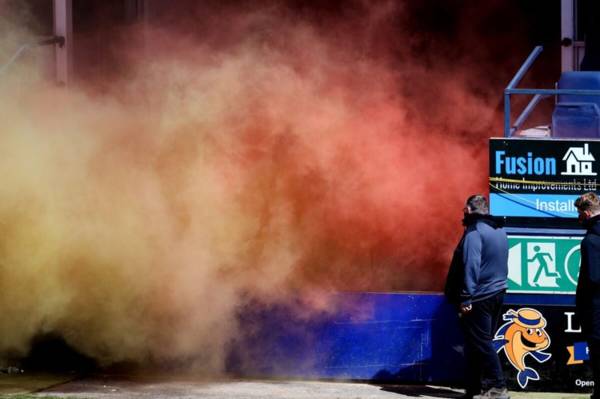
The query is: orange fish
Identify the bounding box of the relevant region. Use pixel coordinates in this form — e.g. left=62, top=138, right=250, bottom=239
left=493, top=308, right=551, bottom=388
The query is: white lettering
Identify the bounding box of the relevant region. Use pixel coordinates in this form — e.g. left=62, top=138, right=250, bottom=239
left=565, top=312, right=582, bottom=333
left=576, top=379, right=594, bottom=387
left=536, top=199, right=577, bottom=214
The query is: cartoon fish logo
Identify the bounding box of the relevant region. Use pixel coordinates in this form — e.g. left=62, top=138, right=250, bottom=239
left=493, top=308, right=551, bottom=388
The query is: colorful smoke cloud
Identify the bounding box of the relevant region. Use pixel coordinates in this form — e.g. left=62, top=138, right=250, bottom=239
left=0, top=2, right=502, bottom=369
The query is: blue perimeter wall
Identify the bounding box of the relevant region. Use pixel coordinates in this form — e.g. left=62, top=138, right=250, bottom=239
left=228, top=292, right=576, bottom=383
left=229, top=292, right=465, bottom=383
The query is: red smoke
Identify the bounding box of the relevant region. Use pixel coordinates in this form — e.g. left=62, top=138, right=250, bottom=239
left=85, top=1, right=502, bottom=292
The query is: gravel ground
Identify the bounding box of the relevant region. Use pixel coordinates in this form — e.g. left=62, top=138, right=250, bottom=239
left=0, top=374, right=593, bottom=399
left=34, top=376, right=592, bottom=399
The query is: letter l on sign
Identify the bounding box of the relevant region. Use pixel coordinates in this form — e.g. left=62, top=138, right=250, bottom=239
left=565, top=312, right=582, bottom=333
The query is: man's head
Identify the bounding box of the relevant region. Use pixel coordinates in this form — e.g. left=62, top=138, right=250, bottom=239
left=575, top=192, right=600, bottom=221
left=464, top=194, right=489, bottom=215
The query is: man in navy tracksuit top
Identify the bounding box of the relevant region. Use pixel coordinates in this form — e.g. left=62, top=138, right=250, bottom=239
left=575, top=192, right=600, bottom=399
left=445, top=195, right=509, bottom=399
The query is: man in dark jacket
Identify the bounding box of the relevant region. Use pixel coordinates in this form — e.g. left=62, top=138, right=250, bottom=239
left=575, top=192, right=600, bottom=399
left=445, top=195, right=509, bottom=399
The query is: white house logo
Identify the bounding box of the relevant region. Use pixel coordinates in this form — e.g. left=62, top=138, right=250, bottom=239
left=561, top=143, right=597, bottom=176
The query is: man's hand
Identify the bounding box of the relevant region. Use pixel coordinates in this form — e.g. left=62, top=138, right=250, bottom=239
left=459, top=303, right=473, bottom=315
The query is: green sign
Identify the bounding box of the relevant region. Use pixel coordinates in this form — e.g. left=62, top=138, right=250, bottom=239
left=507, top=235, right=582, bottom=294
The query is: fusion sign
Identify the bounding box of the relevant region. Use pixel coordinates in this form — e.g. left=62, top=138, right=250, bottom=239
left=489, top=138, right=600, bottom=221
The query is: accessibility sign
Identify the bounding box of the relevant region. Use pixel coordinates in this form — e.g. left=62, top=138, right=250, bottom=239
left=507, top=235, right=582, bottom=294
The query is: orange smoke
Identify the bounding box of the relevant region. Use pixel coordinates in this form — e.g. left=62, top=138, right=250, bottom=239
left=0, top=1, right=505, bottom=369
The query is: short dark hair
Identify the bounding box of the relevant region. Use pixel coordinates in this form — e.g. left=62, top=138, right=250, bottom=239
left=575, top=192, right=600, bottom=214
left=466, top=194, right=489, bottom=215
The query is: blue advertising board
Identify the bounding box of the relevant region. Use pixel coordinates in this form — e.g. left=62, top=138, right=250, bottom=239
left=489, top=138, right=600, bottom=227
left=229, top=293, right=593, bottom=394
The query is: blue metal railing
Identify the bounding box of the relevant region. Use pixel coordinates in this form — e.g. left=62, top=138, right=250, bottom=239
left=504, top=46, right=600, bottom=137
left=504, top=46, right=544, bottom=137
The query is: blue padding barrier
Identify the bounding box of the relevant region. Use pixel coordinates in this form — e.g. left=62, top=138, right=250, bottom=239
left=552, top=103, right=600, bottom=138
left=228, top=292, right=465, bottom=383
left=552, top=72, right=600, bottom=138
left=556, top=72, right=600, bottom=105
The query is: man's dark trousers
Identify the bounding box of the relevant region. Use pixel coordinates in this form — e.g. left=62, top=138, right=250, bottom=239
left=584, top=309, right=600, bottom=399
left=589, top=338, right=600, bottom=399
left=460, top=290, right=506, bottom=395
